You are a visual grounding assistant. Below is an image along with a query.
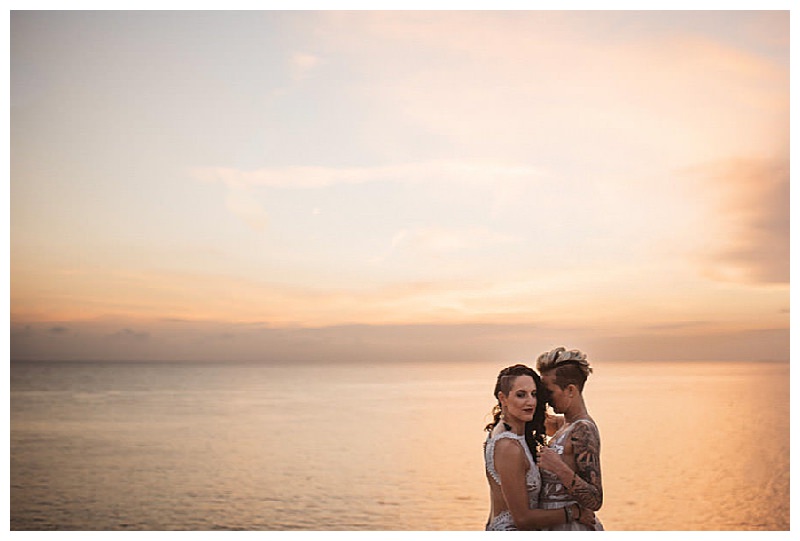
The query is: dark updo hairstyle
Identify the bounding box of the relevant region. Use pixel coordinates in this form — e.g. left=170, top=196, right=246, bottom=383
left=485, top=364, right=547, bottom=462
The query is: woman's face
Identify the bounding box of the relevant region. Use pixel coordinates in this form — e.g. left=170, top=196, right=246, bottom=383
left=500, top=375, right=537, bottom=422
left=541, top=371, right=569, bottom=414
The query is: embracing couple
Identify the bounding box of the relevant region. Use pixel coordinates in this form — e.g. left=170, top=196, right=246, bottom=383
left=484, top=347, right=603, bottom=531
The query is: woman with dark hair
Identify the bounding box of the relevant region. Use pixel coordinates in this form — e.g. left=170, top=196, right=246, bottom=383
left=484, top=364, right=595, bottom=530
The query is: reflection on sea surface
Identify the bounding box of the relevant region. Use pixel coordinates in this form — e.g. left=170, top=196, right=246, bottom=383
left=10, top=359, right=789, bottom=530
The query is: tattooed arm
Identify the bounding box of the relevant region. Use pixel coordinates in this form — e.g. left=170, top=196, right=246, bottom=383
left=538, top=421, right=603, bottom=511
left=568, top=421, right=603, bottom=510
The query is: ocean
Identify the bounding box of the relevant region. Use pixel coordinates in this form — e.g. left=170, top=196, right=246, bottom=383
left=9, top=359, right=790, bottom=531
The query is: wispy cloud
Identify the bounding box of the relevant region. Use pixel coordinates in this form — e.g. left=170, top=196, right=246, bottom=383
left=225, top=188, right=269, bottom=232
left=315, top=12, right=787, bottom=168
left=369, top=226, right=520, bottom=265
left=688, top=157, right=789, bottom=284
left=190, top=161, right=543, bottom=190
left=10, top=317, right=789, bottom=363
left=641, top=321, right=712, bottom=331
left=290, top=52, right=320, bottom=81
left=386, top=226, right=519, bottom=258
left=107, top=328, right=150, bottom=341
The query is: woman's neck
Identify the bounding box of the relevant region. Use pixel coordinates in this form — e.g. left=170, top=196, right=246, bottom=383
left=500, top=416, right=525, bottom=435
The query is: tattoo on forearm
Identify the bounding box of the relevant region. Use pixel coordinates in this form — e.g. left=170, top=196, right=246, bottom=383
left=569, top=423, right=603, bottom=511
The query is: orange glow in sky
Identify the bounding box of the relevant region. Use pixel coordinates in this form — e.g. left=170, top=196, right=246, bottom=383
left=10, top=10, right=789, bottom=363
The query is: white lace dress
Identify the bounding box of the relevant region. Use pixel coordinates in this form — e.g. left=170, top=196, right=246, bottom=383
left=483, top=430, right=542, bottom=530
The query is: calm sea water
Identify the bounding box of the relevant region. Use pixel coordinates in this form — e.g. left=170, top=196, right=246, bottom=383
left=10, top=359, right=790, bottom=531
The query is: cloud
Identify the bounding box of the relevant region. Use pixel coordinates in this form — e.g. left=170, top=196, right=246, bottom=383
left=190, top=161, right=542, bottom=190
left=641, top=321, right=712, bottom=331
left=48, top=326, right=69, bottom=334
left=398, top=226, right=519, bottom=254
left=314, top=12, right=787, bottom=167
left=11, top=325, right=34, bottom=337
left=370, top=226, right=519, bottom=265
left=290, top=52, right=320, bottom=81
left=592, top=327, right=788, bottom=363
left=9, top=318, right=789, bottom=364
left=225, top=188, right=269, bottom=232
left=192, top=161, right=545, bottom=232
left=107, top=328, right=150, bottom=341
left=689, top=157, right=789, bottom=284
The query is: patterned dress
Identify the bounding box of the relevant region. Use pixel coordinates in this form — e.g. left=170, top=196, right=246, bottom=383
left=539, top=419, right=604, bottom=531
left=483, top=429, right=542, bottom=530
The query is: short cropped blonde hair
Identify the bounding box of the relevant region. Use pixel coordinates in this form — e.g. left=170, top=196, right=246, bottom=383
left=536, top=346, right=593, bottom=391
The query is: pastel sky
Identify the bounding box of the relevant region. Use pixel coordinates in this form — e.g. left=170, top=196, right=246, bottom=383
left=10, top=10, right=790, bottom=363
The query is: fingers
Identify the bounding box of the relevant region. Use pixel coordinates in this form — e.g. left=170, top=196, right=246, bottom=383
left=537, top=447, right=562, bottom=468
left=539, top=447, right=556, bottom=457
left=578, top=508, right=596, bottom=526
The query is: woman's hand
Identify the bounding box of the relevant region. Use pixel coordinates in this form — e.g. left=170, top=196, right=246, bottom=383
left=576, top=505, right=596, bottom=527
left=544, top=411, right=561, bottom=436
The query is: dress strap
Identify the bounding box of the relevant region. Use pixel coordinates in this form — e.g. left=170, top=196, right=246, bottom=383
left=485, top=431, right=535, bottom=485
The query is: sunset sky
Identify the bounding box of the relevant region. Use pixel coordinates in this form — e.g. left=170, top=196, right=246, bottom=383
left=9, top=9, right=790, bottom=363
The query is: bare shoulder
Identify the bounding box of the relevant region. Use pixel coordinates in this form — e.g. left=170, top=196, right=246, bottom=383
left=493, top=437, right=528, bottom=479
left=494, top=436, right=525, bottom=457
left=570, top=419, right=601, bottom=447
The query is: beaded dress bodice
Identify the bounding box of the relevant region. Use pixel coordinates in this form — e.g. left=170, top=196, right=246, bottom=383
left=484, top=430, right=541, bottom=530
